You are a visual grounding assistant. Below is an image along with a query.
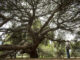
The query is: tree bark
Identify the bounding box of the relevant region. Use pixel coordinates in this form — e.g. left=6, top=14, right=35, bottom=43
left=0, top=45, right=29, bottom=51
left=30, top=50, right=38, bottom=58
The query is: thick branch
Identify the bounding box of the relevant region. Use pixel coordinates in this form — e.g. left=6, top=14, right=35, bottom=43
left=39, top=5, right=60, bottom=33
left=0, top=45, right=30, bottom=52
left=40, top=27, right=58, bottom=36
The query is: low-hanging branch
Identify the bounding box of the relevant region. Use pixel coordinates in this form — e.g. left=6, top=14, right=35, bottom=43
left=0, top=45, right=31, bottom=52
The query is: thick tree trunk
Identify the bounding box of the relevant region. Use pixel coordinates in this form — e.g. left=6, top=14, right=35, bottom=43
left=30, top=50, right=38, bottom=58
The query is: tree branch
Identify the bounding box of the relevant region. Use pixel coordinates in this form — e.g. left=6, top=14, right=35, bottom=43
left=39, top=5, right=60, bottom=33
left=0, top=14, right=12, bottom=27
left=40, top=27, right=59, bottom=36
left=0, top=45, right=30, bottom=52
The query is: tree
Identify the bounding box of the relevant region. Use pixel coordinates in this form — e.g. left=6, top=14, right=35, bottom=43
left=0, top=0, right=80, bottom=58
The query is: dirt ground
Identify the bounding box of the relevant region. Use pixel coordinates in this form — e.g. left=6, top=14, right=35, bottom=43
left=3, top=58, right=80, bottom=60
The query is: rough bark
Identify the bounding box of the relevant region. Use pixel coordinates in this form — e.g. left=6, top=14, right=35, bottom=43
left=30, top=50, right=38, bottom=58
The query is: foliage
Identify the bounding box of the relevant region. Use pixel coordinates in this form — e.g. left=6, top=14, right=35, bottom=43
left=71, top=41, right=80, bottom=57
left=0, top=0, right=80, bottom=58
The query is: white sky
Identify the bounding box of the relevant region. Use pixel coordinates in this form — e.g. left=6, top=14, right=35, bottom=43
left=65, top=33, right=76, bottom=41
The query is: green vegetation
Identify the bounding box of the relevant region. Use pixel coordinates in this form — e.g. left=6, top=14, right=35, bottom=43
left=0, top=0, right=80, bottom=59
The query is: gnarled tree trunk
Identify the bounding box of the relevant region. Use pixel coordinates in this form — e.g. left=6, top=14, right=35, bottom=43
left=30, top=50, right=38, bottom=58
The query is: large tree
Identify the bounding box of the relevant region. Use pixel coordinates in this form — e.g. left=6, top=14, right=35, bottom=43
left=0, top=0, right=80, bottom=58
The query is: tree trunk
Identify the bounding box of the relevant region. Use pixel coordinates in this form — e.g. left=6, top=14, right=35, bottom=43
left=30, top=50, right=38, bottom=58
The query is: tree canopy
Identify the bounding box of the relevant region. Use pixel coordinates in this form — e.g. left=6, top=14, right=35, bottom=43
left=0, top=0, right=80, bottom=58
